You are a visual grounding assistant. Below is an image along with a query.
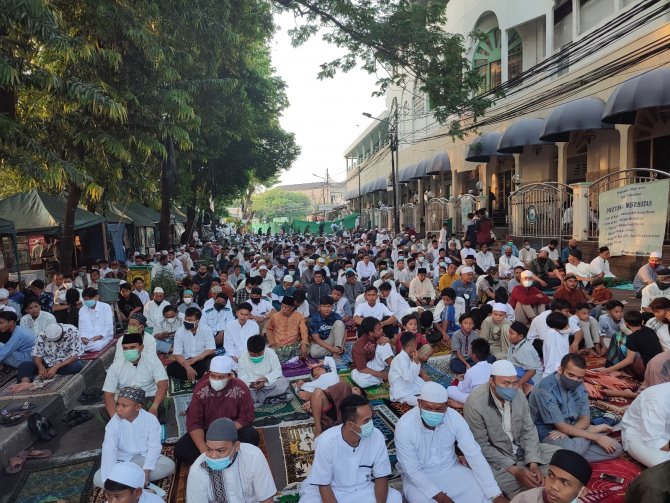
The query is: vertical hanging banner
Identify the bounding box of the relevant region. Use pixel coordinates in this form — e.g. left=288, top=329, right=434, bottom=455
left=598, top=179, right=669, bottom=256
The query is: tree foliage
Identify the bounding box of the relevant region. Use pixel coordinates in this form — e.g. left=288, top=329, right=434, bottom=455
left=251, top=188, right=311, bottom=222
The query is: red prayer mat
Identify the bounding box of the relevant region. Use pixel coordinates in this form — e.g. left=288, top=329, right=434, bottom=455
left=79, top=339, right=116, bottom=360
left=580, top=458, right=642, bottom=503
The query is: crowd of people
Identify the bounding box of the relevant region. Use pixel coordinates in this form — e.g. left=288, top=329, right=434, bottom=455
left=1, top=220, right=670, bottom=502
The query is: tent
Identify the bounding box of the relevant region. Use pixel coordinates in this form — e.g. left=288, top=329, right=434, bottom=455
left=0, top=217, right=15, bottom=236
left=104, top=202, right=162, bottom=258
left=0, top=189, right=105, bottom=235
left=0, top=217, right=20, bottom=281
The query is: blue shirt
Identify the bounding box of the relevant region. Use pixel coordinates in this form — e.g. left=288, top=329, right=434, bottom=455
left=528, top=372, right=590, bottom=441
left=0, top=325, right=35, bottom=366
left=451, top=279, right=477, bottom=309
left=308, top=312, right=342, bottom=340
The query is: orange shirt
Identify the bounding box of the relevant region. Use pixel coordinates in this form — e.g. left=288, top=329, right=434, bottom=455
left=266, top=311, right=309, bottom=347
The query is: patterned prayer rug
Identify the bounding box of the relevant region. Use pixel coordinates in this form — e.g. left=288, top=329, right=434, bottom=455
left=0, top=366, right=17, bottom=388
left=172, top=394, right=192, bottom=437
left=281, top=357, right=319, bottom=378
left=338, top=370, right=390, bottom=400
left=429, top=339, right=452, bottom=357
left=254, top=388, right=311, bottom=427
left=9, top=455, right=99, bottom=503
left=581, top=457, right=643, bottom=503
left=371, top=400, right=400, bottom=470
left=279, top=422, right=316, bottom=484
left=382, top=398, right=413, bottom=418
left=592, top=397, right=635, bottom=417
left=86, top=444, right=177, bottom=503
left=0, top=372, right=75, bottom=400
left=79, top=339, right=116, bottom=360
left=423, top=362, right=455, bottom=388
left=168, top=377, right=196, bottom=397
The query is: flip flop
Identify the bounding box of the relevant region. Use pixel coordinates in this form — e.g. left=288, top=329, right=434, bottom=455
left=24, top=448, right=52, bottom=459
left=5, top=451, right=27, bottom=474
left=77, top=387, right=103, bottom=405
left=66, top=410, right=93, bottom=427
left=28, top=413, right=56, bottom=441
left=1, top=412, right=30, bottom=427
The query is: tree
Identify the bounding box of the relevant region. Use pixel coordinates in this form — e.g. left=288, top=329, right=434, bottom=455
left=251, top=189, right=311, bottom=222
left=274, top=0, right=492, bottom=135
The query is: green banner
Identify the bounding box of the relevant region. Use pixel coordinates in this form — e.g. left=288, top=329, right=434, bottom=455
left=291, top=213, right=359, bottom=233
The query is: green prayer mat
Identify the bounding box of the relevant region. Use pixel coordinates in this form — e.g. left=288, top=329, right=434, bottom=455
left=338, top=371, right=390, bottom=400
left=254, top=387, right=310, bottom=427
left=168, top=377, right=196, bottom=397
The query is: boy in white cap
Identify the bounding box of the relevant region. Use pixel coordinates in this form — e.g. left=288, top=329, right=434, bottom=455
left=395, top=381, right=506, bottom=503
left=186, top=417, right=276, bottom=503
left=480, top=303, right=512, bottom=360
left=103, top=461, right=164, bottom=502
left=464, top=360, right=559, bottom=499
left=96, top=386, right=175, bottom=488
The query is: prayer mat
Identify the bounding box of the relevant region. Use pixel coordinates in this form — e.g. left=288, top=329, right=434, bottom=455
left=0, top=366, right=17, bottom=388
left=423, top=362, right=455, bottom=388
left=581, top=457, right=642, bottom=503
left=254, top=388, right=310, bottom=427
left=9, top=455, right=99, bottom=503
left=383, top=398, right=413, bottom=418
left=336, top=342, right=354, bottom=372
left=338, top=370, right=390, bottom=400
left=610, top=282, right=635, bottom=291
left=79, top=339, right=116, bottom=360
left=168, top=377, right=196, bottom=397
left=281, top=356, right=319, bottom=378
left=429, top=338, right=452, bottom=357
left=592, top=397, right=635, bottom=416
left=166, top=459, right=188, bottom=503
left=172, top=394, right=192, bottom=438
left=0, top=372, right=75, bottom=400
left=279, top=422, right=316, bottom=484
left=586, top=354, right=607, bottom=369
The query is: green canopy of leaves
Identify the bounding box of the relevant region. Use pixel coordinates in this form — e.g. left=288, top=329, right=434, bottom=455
left=251, top=188, right=311, bottom=222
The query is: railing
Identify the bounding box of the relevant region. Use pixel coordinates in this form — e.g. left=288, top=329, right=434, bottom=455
left=454, top=194, right=478, bottom=236
left=508, top=182, right=573, bottom=241
left=425, top=198, right=450, bottom=235
left=401, top=203, right=416, bottom=230
left=360, top=209, right=371, bottom=230
left=587, top=169, right=670, bottom=241
left=379, top=207, right=394, bottom=230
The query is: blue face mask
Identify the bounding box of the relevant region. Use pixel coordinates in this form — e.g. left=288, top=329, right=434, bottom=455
left=352, top=420, right=374, bottom=438
left=84, top=300, right=96, bottom=309
left=496, top=386, right=517, bottom=402
left=420, top=408, right=445, bottom=427
left=205, top=455, right=232, bottom=471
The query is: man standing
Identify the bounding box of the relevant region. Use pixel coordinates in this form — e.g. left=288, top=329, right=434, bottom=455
left=395, top=382, right=507, bottom=503
left=464, top=360, right=559, bottom=499
left=299, top=394, right=402, bottom=503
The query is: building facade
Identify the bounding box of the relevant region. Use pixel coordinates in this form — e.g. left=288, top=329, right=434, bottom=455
left=344, top=0, right=670, bottom=243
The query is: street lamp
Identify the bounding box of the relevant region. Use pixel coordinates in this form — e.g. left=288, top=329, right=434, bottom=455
left=361, top=97, right=400, bottom=234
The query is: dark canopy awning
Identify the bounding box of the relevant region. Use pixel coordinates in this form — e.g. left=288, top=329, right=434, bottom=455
left=411, top=159, right=431, bottom=180
left=398, top=164, right=416, bottom=184
left=426, top=152, right=451, bottom=175
left=466, top=132, right=511, bottom=162
left=497, top=118, right=553, bottom=154
left=602, top=68, right=670, bottom=124
left=540, top=97, right=614, bottom=141
left=369, top=177, right=387, bottom=193
left=0, top=217, right=15, bottom=236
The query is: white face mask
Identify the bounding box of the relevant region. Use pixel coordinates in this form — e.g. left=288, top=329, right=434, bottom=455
left=210, top=377, right=228, bottom=391
left=522, top=280, right=534, bottom=288
left=183, top=297, right=193, bottom=304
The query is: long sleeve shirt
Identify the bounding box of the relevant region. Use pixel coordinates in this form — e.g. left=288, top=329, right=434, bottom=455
left=222, top=319, right=260, bottom=359
left=265, top=311, right=308, bottom=347
left=0, top=325, right=35, bottom=367
left=101, top=409, right=162, bottom=482
left=237, top=348, right=282, bottom=387
left=187, top=376, right=255, bottom=432
left=77, top=302, right=114, bottom=340
left=408, top=277, right=435, bottom=302
left=395, top=407, right=502, bottom=500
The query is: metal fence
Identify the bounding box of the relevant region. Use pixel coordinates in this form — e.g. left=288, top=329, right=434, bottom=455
left=360, top=209, right=371, bottom=230
left=401, top=203, right=416, bottom=230
left=454, top=194, right=478, bottom=236
left=508, top=182, right=573, bottom=240
left=587, top=168, right=670, bottom=241
left=425, top=198, right=450, bottom=235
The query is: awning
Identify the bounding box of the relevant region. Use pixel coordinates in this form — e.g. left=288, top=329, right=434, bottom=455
left=540, top=97, right=614, bottom=141
left=426, top=152, right=451, bottom=175
left=369, top=177, right=387, bottom=193
left=411, top=159, right=431, bottom=180
left=345, top=187, right=361, bottom=200
left=0, top=217, right=15, bottom=236
left=602, top=67, right=670, bottom=124
left=105, top=202, right=159, bottom=227
left=398, top=164, right=416, bottom=184
left=465, top=132, right=510, bottom=162
left=497, top=118, right=554, bottom=154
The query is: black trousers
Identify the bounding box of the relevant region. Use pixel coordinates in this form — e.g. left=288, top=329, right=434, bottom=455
left=174, top=425, right=259, bottom=464
left=166, top=355, right=213, bottom=380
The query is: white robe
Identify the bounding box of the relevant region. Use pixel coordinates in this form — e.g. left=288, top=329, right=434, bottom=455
left=143, top=300, right=171, bottom=330
left=351, top=343, right=394, bottom=388
left=78, top=302, right=114, bottom=352
left=20, top=311, right=57, bottom=336
left=389, top=350, right=425, bottom=406
left=299, top=424, right=401, bottom=503
left=300, top=356, right=339, bottom=393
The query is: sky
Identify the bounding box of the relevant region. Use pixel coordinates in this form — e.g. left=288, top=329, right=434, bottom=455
left=270, top=11, right=386, bottom=186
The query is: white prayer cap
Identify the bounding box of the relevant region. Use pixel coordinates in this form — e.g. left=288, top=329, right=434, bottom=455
left=259, top=265, right=268, bottom=270
left=106, top=461, right=145, bottom=489
left=133, top=251, right=141, bottom=257
left=650, top=252, right=662, bottom=259
left=210, top=355, right=234, bottom=374
left=283, top=275, right=294, bottom=283
left=491, top=359, right=517, bottom=377
left=419, top=382, right=448, bottom=403
left=460, top=266, right=473, bottom=274
left=492, top=302, right=507, bottom=312
left=153, top=287, right=164, bottom=294
left=161, top=250, right=168, bottom=256
left=0, top=306, right=16, bottom=314
left=258, top=259, right=266, bottom=264
left=521, top=270, right=534, bottom=278
left=44, top=324, right=64, bottom=342
left=287, top=258, right=295, bottom=264
left=317, top=257, right=326, bottom=263
left=0, top=288, right=8, bottom=299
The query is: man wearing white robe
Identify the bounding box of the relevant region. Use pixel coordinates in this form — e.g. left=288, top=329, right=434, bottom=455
left=20, top=299, right=57, bottom=336
left=143, top=287, right=170, bottom=331
left=395, top=382, right=506, bottom=503
left=78, top=288, right=114, bottom=352
left=389, top=332, right=427, bottom=406
left=222, top=302, right=259, bottom=361
left=299, top=394, right=402, bottom=503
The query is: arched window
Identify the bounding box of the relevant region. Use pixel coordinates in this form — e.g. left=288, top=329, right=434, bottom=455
left=508, top=29, right=522, bottom=80
left=473, top=28, right=502, bottom=93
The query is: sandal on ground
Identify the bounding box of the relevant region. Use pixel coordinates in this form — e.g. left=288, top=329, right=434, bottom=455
left=5, top=451, right=27, bottom=474
left=65, top=409, right=93, bottom=427
left=28, top=413, right=57, bottom=441
left=1, top=411, right=30, bottom=427
left=77, top=387, right=103, bottom=405
left=24, top=448, right=52, bottom=459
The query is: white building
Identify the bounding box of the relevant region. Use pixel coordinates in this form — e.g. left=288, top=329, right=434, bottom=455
left=344, top=0, right=670, bottom=243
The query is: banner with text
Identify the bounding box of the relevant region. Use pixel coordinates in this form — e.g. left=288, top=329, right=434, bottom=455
left=598, top=179, right=669, bottom=256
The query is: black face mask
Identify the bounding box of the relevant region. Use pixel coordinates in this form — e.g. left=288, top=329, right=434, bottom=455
left=154, top=299, right=162, bottom=305
left=214, top=303, right=224, bottom=311
left=538, top=258, right=547, bottom=264
left=251, top=297, right=261, bottom=304
left=199, top=271, right=206, bottom=276
left=656, top=280, right=670, bottom=291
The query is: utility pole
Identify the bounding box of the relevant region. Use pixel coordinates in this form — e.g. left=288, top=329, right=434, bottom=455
left=390, top=97, right=400, bottom=234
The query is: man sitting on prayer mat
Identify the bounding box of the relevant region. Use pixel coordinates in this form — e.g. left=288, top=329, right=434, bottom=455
left=113, top=313, right=157, bottom=364
left=103, top=461, right=164, bottom=503
left=166, top=307, right=215, bottom=381
left=395, top=382, right=507, bottom=503
left=624, top=458, right=670, bottom=503
left=186, top=418, right=276, bottom=503
left=510, top=449, right=591, bottom=503
left=78, top=287, right=114, bottom=353
left=237, top=334, right=291, bottom=406
left=265, top=296, right=309, bottom=362
left=351, top=316, right=394, bottom=388
left=464, top=360, right=560, bottom=499
left=299, top=394, right=402, bottom=503
left=175, top=355, right=258, bottom=465
left=95, top=386, right=175, bottom=488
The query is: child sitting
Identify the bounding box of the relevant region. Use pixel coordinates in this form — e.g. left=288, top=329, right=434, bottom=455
left=507, top=321, right=542, bottom=395
left=449, top=313, right=480, bottom=374
left=95, top=386, right=175, bottom=489
left=570, top=302, right=603, bottom=356
left=590, top=278, right=613, bottom=318
left=389, top=332, right=430, bottom=406
left=433, top=287, right=459, bottom=342
left=395, top=313, right=433, bottom=362
left=446, top=338, right=492, bottom=406
left=238, top=334, right=291, bottom=406
left=599, top=300, right=627, bottom=350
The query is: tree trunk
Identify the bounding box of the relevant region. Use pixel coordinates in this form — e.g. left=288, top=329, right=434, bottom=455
left=159, top=136, right=175, bottom=250
left=60, top=183, right=82, bottom=276
left=184, top=160, right=198, bottom=244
